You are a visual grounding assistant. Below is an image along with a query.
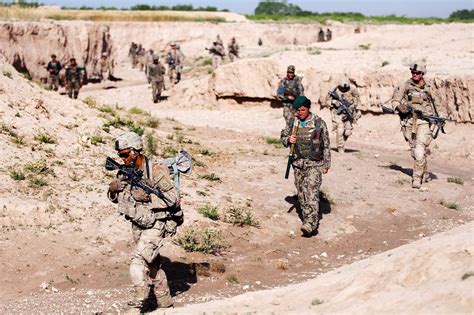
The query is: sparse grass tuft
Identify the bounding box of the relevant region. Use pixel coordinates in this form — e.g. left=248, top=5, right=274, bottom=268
left=2, top=70, right=12, bottom=79
left=320, top=190, right=335, bottom=205
left=197, top=204, right=220, bottom=220
left=199, top=173, right=221, bottom=182
left=34, top=132, right=56, bottom=144
left=198, top=148, right=213, bottom=156
left=144, top=118, right=160, bottom=128
left=128, top=107, right=147, bottom=115
left=264, top=136, right=283, bottom=148
left=65, top=274, right=79, bottom=285
left=225, top=273, right=239, bottom=284
left=381, top=60, right=390, bottom=67
left=224, top=207, right=259, bottom=227
left=359, top=43, right=371, bottom=50
left=439, top=199, right=459, bottom=210
left=447, top=177, right=464, bottom=185
left=90, top=135, right=104, bottom=145
left=9, top=168, right=26, bottom=181
left=202, top=57, right=212, bottom=66
left=306, top=47, right=321, bottom=55
left=462, top=272, right=474, bottom=280
left=175, top=227, right=226, bottom=254
left=162, top=145, right=178, bottom=158
left=98, top=105, right=117, bottom=116
left=210, top=262, right=226, bottom=273
left=311, top=298, right=324, bottom=306
left=30, top=177, right=48, bottom=187
left=24, top=159, right=50, bottom=175
left=82, top=96, right=97, bottom=108
left=144, top=132, right=157, bottom=156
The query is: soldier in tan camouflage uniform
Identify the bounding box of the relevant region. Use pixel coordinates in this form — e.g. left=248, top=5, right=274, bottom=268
left=98, top=53, right=111, bottom=81
left=64, top=58, right=86, bottom=99
left=147, top=54, right=166, bottom=103
left=277, top=65, right=304, bottom=127
left=227, top=37, right=239, bottom=62
left=108, top=132, right=183, bottom=311
left=166, top=43, right=185, bottom=85
left=281, top=96, right=331, bottom=237
left=327, top=77, right=361, bottom=153
left=391, top=61, right=437, bottom=189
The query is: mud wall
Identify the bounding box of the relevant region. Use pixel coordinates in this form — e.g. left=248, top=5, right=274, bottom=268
left=0, top=21, right=114, bottom=79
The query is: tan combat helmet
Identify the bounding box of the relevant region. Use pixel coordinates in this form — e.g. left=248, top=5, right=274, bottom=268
left=409, top=60, right=427, bottom=74
left=115, top=132, right=143, bottom=151
left=339, top=77, right=350, bottom=89
left=287, top=65, right=295, bottom=73
left=152, top=54, right=160, bottom=61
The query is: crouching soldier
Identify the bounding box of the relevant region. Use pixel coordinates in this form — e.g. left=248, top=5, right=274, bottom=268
left=107, top=132, right=183, bottom=311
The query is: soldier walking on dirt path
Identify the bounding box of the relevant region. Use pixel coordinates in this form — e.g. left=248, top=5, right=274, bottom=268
left=46, top=54, right=62, bottom=91
left=64, top=58, right=86, bottom=99
left=326, top=28, right=332, bottom=41
left=166, top=43, right=185, bottom=85
left=277, top=65, right=304, bottom=127
left=228, top=37, right=239, bottom=62
left=129, top=42, right=138, bottom=68
left=147, top=54, right=166, bottom=103
left=107, top=132, right=183, bottom=312
left=281, top=96, right=331, bottom=237
left=326, top=77, right=361, bottom=153
left=389, top=61, right=438, bottom=189
left=207, top=41, right=225, bottom=70
left=318, top=28, right=325, bottom=42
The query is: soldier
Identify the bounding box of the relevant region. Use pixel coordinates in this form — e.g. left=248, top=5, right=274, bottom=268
left=391, top=61, right=437, bottom=189
left=46, top=54, right=62, bottom=91
left=166, top=43, right=185, bottom=85
left=129, top=42, right=138, bottom=68
left=281, top=96, right=331, bottom=237
left=318, top=28, right=325, bottom=42
left=207, top=41, right=225, bottom=70
left=137, top=46, right=146, bottom=72
left=107, top=132, right=182, bottom=311
left=64, top=58, right=86, bottom=99
left=276, top=65, right=304, bottom=127
left=147, top=54, right=166, bottom=103
left=144, top=49, right=154, bottom=77
left=327, top=77, right=361, bottom=153
left=227, top=37, right=239, bottom=62
left=98, top=53, right=111, bottom=82
left=215, top=34, right=223, bottom=46
left=326, top=28, right=332, bottom=41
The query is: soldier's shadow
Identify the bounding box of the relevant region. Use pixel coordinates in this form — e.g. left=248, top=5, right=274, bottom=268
left=330, top=147, right=359, bottom=153
left=379, top=164, right=438, bottom=181
left=160, top=256, right=201, bottom=296
left=285, top=193, right=332, bottom=223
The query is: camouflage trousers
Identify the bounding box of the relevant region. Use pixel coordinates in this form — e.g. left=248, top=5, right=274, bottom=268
left=212, top=55, right=221, bottom=69
left=49, top=74, right=60, bottom=91
left=283, top=103, right=296, bottom=128
left=151, top=80, right=164, bottom=103
left=66, top=81, right=80, bottom=99
left=129, top=219, right=175, bottom=308
left=331, top=108, right=353, bottom=150
left=292, top=158, right=322, bottom=231
left=400, top=119, right=432, bottom=184
left=168, top=66, right=182, bottom=84
left=229, top=52, right=238, bottom=62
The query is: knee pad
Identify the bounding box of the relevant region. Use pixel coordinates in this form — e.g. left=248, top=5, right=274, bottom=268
left=130, top=259, right=148, bottom=286
left=413, top=145, right=425, bottom=161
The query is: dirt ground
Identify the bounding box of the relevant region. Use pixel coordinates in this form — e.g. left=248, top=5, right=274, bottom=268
left=0, top=18, right=473, bottom=314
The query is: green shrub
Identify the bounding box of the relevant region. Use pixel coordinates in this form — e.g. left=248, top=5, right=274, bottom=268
left=82, top=96, right=97, bottom=108
left=90, top=135, right=104, bottom=145
left=162, top=145, right=178, bottom=158
left=129, top=106, right=147, bottom=115
left=381, top=61, right=390, bottom=67
left=198, top=204, right=220, bottom=220
left=224, top=207, right=259, bottom=227
left=144, top=132, right=157, bottom=156
left=202, top=58, right=212, bottom=66
left=225, top=273, right=239, bottom=284
left=30, top=177, right=48, bottom=187
left=264, top=137, right=283, bottom=148
left=98, top=105, right=117, bottom=116
left=176, top=227, right=226, bottom=254
left=144, top=118, right=160, bottom=128
left=34, top=132, right=56, bottom=144
left=447, top=177, right=464, bottom=185
left=9, top=168, right=26, bottom=181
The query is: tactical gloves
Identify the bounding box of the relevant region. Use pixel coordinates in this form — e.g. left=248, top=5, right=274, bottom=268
left=109, top=179, right=126, bottom=193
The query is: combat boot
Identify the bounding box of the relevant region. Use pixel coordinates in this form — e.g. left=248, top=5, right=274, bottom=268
left=300, top=223, right=314, bottom=237
left=412, top=179, right=421, bottom=189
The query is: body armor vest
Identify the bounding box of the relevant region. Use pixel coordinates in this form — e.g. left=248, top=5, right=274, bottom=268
left=295, top=116, right=323, bottom=160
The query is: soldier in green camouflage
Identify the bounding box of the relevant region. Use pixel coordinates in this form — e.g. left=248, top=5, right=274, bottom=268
left=327, top=77, right=361, bottom=153
left=391, top=60, right=437, bottom=189
left=108, top=132, right=183, bottom=311
left=64, top=58, right=86, bottom=99
left=277, top=65, right=304, bottom=127
left=281, top=96, right=331, bottom=237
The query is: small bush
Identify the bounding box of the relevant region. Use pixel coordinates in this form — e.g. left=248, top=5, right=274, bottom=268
left=90, top=135, right=104, bottom=145
left=359, top=44, right=371, bottom=50
left=225, top=273, right=239, bottom=284
left=381, top=60, right=390, bottom=67
left=34, top=132, right=56, bottom=144
left=129, top=107, right=147, bottom=115
left=82, top=96, right=97, bottom=108
left=144, top=132, right=157, bottom=156
left=162, top=145, right=178, bottom=158
left=144, top=118, right=160, bottom=128
left=199, top=173, right=221, bottom=182
left=447, top=177, right=464, bottom=185
left=98, top=105, right=117, bottom=116
left=210, top=262, right=226, bottom=273
left=11, top=135, right=25, bottom=146
left=224, top=207, right=259, bottom=227
left=129, top=125, right=144, bottom=136
left=24, top=159, right=49, bottom=175
left=202, top=57, right=212, bottom=66
left=198, top=204, right=220, bottom=220
left=30, top=177, right=48, bottom=187
left=175, top=132, right=185, bottom=143
left=175, top=227, right=226, bottom=254
left=264, top=137, right=283, bottom=148
left=439, top=200, right=459, bottom=210
left=9, top=168, right=26, bottom=181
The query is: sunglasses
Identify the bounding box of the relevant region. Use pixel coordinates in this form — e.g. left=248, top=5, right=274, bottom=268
left=411, top=71, right=422, bottom=75
left=118, top=151, right=131, bottom=158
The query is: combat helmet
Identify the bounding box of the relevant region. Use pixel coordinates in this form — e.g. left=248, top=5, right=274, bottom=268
left=152, top=54, right=160, bottom=61
left=115, top=132, right=143, bottom=151
left=338, top=77, right=350, bottom=89
left=409, top=60, right=427, bottom=74
left=287, top=65, right=295, bottom=73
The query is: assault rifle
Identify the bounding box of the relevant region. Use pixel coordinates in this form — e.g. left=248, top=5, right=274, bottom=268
left=205, top=47, right=225, bottom=57
left=105, top=157, right=173, bottom=207
left=329, top=89, right=353, bottom=121
left=285, top=118, right=299, bottom=179
left=381, top=105, right=453, bottom=139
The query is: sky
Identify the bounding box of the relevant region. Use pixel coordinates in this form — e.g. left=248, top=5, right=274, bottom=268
left=4, top=0, right=473, bottom=18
